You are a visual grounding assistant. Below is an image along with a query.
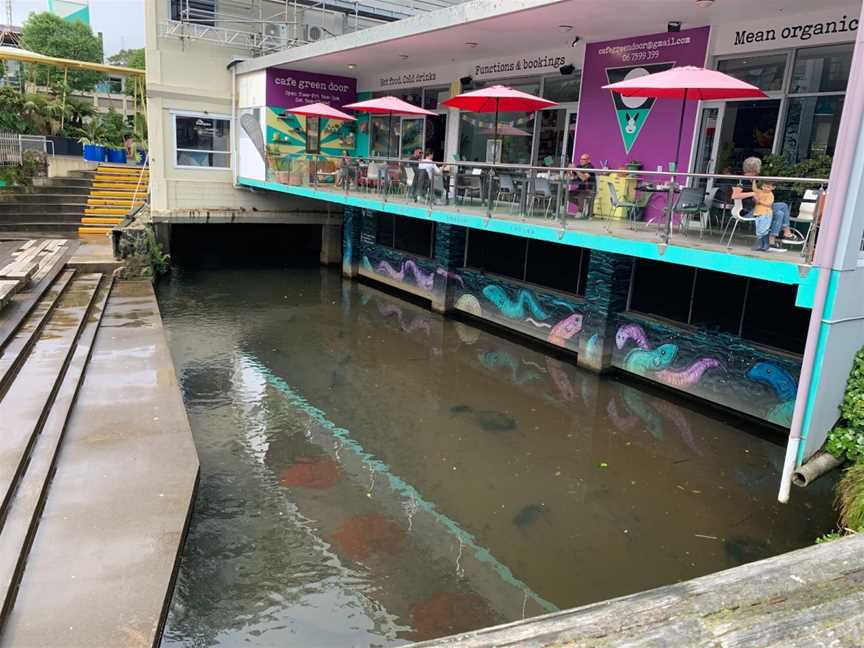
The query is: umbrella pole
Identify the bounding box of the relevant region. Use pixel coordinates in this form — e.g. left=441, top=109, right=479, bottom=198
left=665, top=90, right=688, bottom=243
left=487, top=99, right=499, bottom=217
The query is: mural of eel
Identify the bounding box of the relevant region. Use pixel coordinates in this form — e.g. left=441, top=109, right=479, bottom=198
left=374, top=258, right=465, bottom=291
left=655, top=358, right=723, bottom=388
left=479, top=351, right=542, bottom=385
left=623, top=344, right=678, bottom=376
left=746, top=361, right=798, bottom=427
left=548, top=313, right=583, bottom=348
left=616, top=323, right=653, bottom=350
left=377, top=301, right=432, bottom=335
left=482, top=285, right=549, bottom=321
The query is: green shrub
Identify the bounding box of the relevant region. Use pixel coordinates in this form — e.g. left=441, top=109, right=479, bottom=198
left=118, top=226, right=169, bottom=279
left=838, top=462, right=864, bottom=532
left=827, top=347, right=864, bottom=462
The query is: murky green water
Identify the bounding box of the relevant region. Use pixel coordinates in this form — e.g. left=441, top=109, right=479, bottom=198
left=157, top=265, right=835, bottom=647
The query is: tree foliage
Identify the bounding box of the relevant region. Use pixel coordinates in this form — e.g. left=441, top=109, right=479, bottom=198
left=21, top=12, right=104, bottom=91
left=107, top=48, right=145, bottom=70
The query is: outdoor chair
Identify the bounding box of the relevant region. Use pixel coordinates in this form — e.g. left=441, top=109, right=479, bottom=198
left=674, top=187, right=710, bottom=238
left=456, top=174, right=483, bottom=204
left=530, top=176, right=554, bottom=219
left=786, top=189, right=818, bottom=254
left=403, top=166, right=416, bottom=199
left=495, top=174, right=518, bottom=212
left=426, top=172, right=446, bottom=207
left=608, top=181, right=640, bottom=229
left=721, top=199, right=759, bottom=249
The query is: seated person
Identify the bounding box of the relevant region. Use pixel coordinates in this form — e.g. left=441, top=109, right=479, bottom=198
left=418, top=151, right=446, bottom=204
left=732, top=157, right=793, bottom=252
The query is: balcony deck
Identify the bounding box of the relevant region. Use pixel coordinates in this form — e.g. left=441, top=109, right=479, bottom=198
left=239, top=175, right=820, bottom=304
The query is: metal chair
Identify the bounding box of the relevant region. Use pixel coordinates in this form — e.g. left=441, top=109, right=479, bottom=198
left=674, top=187, right=709, bottom=237
left=456, top=174, right=483, bottom=204
left=607, top=181, right=640, bottom=229
left=786, top=189, right=818, bottom=253
left=721, top=199, right=759, bottom=249
left=426, top=171, right=446, bottom=207
left=495, top=174, right=518, bottom=212
left=530, top=176, right=554, bottom=219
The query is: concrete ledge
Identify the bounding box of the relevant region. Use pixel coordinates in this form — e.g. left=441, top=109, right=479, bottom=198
left=0, top=280, right=199, bottom=648
left=410, top=534, right=864, bottom=647
left=151, top=207, right=342, bottom=225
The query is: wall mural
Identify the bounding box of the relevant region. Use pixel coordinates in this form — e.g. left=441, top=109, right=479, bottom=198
left=612, top=317, right=800, bottom=427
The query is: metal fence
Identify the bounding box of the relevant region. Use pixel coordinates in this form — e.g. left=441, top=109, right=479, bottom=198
left=0, top=131, right=54, bottom=165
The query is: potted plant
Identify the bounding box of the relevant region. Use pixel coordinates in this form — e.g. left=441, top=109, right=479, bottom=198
left=77, top=120, right=106, bottom=162
left=266, top=144, right=281, bottom=176
left=276, top=156, right=293, bottom=185
left=101, top=109, right=128, bottom=164
left=625, top=159, right=643, bottom=171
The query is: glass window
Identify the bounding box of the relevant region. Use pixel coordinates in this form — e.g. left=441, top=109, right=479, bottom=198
left=108, top=76, right=123, bottom=94
left=306, top=116, right=320, bottom=154
left=459, top=110, right=535, bottom=164
left=717, top=54, right=787, bottom=92
left=465, top=229, right=527, bottom=280
left=423, top=86, right=450, bottom=110
left=628, top=259, right=694, bottom=324
left=543, top=74, right=581, bottom=103
left=790, top=44, right=853, bottom=94
left=174, top=114, right=230, bottom=168
left=400, top=118, right=424, bottom=159
left=525, top=240, right=586, bottom=296
left=370, top=115, right=399, bottom=158
left=782, top=95, right=844, bottom=162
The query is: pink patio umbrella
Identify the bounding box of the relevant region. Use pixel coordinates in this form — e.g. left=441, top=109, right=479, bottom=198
left=443, top=85, right=558, bottom=161
left=342, top=96, right=435, bottom=159
left=603, top=66, right=767, bottom=174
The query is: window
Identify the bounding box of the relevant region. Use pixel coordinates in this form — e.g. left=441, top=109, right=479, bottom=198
left=375, top=214, right=435, bottom=257
left=629, top=259, right=694, bottom=323
left=790, top=44, right=853, bottom=94
left=306, top=116, right=320, bottom=154
left=465, top=230, right=589, bottom=296
left=627, top=260, right=809, bottom=354
left=717, top=54, right=788, bottom=92
left=782, top=95, right=844, bottom=162
left=423, top=86, right=450, bottom=110
left=174, top=113, right=230, bottom=169
left=370, top=115, right=399, bottom=158
left=543, top=74, right=581, bottom=103
left=170, top=0, right=215, bottom=25
left=108, top=76, right=123, bottom=94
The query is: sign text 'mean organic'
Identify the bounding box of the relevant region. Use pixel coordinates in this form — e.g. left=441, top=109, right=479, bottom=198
left=735, top=15, right=858, bottom=46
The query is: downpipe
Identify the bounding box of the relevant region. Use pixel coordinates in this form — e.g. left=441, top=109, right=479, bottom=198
left=791, top=451, right=844, bottom=489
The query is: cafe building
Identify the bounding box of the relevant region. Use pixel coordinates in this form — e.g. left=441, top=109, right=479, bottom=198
left=148, top=0, right=864, bottom=498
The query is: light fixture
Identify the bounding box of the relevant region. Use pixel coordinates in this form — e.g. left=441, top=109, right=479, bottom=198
left=667, top=21, right=682, bottom=32
left=559, top=64, right=576, bottom=75
left=347, top=63, right=356, bottom=69
left=464, top=42, right=478, bottom=48
left=558, top=25, right=573, bottom=32
left=695, top=0, right=715, bottom=6
left=399, top=54, right=409, bottom=60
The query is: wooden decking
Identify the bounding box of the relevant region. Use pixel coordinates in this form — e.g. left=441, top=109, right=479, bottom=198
left=411, top=533, right=864, bottom=647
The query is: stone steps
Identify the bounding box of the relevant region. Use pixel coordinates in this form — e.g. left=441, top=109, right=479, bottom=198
left=0, top=275, right=110, bottom=623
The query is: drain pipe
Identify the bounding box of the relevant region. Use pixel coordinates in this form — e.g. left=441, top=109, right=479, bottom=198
left=778, top=10, right=864, bottom=503
left=227, top=58, right=245, bottom=189
left=791, top=451, right=844, bottom=489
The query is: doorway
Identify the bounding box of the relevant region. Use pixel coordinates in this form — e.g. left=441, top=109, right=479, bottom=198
left=533, top=108, right=566, bottom=166
left=708, top=99, right=782, bottom=175
left=425, top=113, right=447, bottom=161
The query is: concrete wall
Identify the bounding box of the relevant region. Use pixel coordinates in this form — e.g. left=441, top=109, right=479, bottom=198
left=145, top=0, right=320, bottom=219
left=48, top=155, right=97, bottom=178
left=345, top=206, right=804, bottom=428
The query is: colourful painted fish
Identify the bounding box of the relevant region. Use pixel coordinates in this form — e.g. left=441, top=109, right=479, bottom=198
left=548, top=313, right=583, bottom=347
left=623, top=343, right=678, bottom=375
left=482, top=285, right=549, bottom=321
left=746, top=361, right=798, bottom=427
left=616, top=323, right=652, bottom=350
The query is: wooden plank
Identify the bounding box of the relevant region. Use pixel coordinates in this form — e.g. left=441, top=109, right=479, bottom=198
left=410, top=534, right=864, bottom=648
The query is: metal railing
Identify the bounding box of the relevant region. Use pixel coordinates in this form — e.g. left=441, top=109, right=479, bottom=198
left=0, top=132, right=55, bottom=165
left=265, top=154, right=830, bottom=263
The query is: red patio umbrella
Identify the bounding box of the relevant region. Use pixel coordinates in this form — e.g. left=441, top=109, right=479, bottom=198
left=342, top=96, right=435, bottom=158
left=603, top=66, right=767, bottom=173
left=287, top=102, right=357, bottom=121
left=444, top=85, right=558, bottom=162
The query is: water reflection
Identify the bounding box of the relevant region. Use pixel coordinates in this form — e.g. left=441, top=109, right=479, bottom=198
left=158, top=266, right=834, bottom=647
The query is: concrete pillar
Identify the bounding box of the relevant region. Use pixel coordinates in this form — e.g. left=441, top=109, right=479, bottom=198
left=341, top=206, right=362, bottom=278
left=431, top=223, right=467, bottom=314
left=577, top=251, right=633, bottom=373
left=153, top=222, right=172, bottom=259
left=320, top=222, right=343, bottom=266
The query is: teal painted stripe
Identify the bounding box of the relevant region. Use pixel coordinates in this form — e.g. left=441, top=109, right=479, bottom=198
left=238, top=177, right=814, bottom=289
left=797, top=269, right=843, bottom=463
left=244, top=353, right=559, bottom=614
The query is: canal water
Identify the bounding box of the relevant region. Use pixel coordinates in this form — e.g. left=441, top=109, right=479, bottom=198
left=157, top=263, right=835, bottom=647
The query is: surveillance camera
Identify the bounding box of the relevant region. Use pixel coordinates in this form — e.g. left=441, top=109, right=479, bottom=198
left=570, top=36, right=581, bottom=47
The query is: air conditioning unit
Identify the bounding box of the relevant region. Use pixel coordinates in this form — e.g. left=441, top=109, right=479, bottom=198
left=262, top=22, right=290, bottom=49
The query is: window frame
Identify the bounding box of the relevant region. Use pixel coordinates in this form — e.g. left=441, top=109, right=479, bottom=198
left=171, top=111, right=232, bottom=171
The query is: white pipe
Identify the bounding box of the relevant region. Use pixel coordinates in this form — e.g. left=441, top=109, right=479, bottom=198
left=791, top=452, right=844, bottom=488
left=778, top=2, right=864, bottom=503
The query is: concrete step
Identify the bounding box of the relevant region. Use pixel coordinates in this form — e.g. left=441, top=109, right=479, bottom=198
left=0, top=270, right=75, bottom=400
left=91, top=182, right=143, bottom=191
left=0, top=194, right=89, bottom=205
left=97, top=163, right=146, bottom=173
left=87, top=198, right=143, bottom=207
left=25, top=185, right=91, bottom=197
left=90, top=189, right=140, bottom=198
left=0, top=223, right=81, bottom=235
left=84, top=207, right=127, bottom=216
left=0, top=214, right=85, bottom=224
left=0, top=273, right=102, bottom=529
left=0, top=204, right=90, bottom=215
left=81, top=217, right=123, bottom=225
left=0, top=275, right=110, bottom=624
left=77, top=226, right=112, bottom=236
left=34, top=178, right=92, bottom=189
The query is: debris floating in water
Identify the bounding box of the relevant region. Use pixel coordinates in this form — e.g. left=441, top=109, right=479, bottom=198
left=328, top=515, right=406, bottom=561
left=278, top=456, right=341, bottom=490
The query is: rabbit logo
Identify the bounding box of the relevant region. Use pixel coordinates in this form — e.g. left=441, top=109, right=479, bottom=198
left=624, top=113, right=639, bottom=135
left=607, top=62, right=675, bottom=153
